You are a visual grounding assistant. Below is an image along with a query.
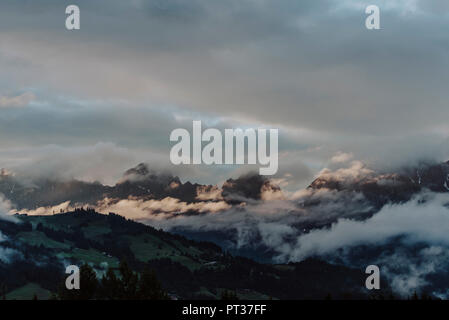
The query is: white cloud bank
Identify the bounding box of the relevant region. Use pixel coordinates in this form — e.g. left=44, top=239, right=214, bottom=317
left=285, top=193, right=449, bottom=261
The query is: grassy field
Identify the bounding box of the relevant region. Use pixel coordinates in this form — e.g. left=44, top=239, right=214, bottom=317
left=17, top=231, right=71, bottom=249
left=57, top=248, right=119, bottom=268
left=6, top=283, right=52, bottom=300
left=16, top=214, right=211, bottom=271
left=126, top=234, right=203, bottom=270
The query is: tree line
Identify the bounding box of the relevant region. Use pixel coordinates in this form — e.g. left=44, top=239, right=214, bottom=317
left=56, top=260, right=169, bottom=300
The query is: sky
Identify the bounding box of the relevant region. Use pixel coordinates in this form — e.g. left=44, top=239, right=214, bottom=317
left=0, top=0, right=449, bottom=188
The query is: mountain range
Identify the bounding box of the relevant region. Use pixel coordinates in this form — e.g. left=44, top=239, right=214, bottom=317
left=3, top=161, right=449, bottom=210
left=1, top=160, right=449, bottom=299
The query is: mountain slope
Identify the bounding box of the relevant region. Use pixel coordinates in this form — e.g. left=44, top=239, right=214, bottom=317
left=0, top=209, right=378, bottom=300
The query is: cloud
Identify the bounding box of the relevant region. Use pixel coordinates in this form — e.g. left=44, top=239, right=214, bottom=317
left=0, top=143, right=142, bottom=186
left=284, top=193, right=449, bottom=261
left=330, top=152, right=353, bottom=164
left=0, top=193, right=18, bottom=222
left=0, top=0, right=448, bottom=188
left=273, top=191, right=449, bottom=296
left=375, top=246, right=449, bottom=297
left=112, top=182, right=373, bottom=253
left=0, top=231, right=23, bottom=264
left=94, top=196, right=231, bottom=221
left=0, top=0, right=448, bottom=135
left=260, top=182, right=286, bottom=201
left=1, top=0, right=448, bottom=137
left=0, top=237, right=21, bottom=263
left=196, top=185, right=224, bottom=201
left=314, top=161, right=375, bottom=185
left=0, top=92, right=35, bottom=108
left=15, top=201, right=73, bottom=216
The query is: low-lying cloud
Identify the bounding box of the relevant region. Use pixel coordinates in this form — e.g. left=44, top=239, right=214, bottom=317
left=285, top=193, right=449, bottom=261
